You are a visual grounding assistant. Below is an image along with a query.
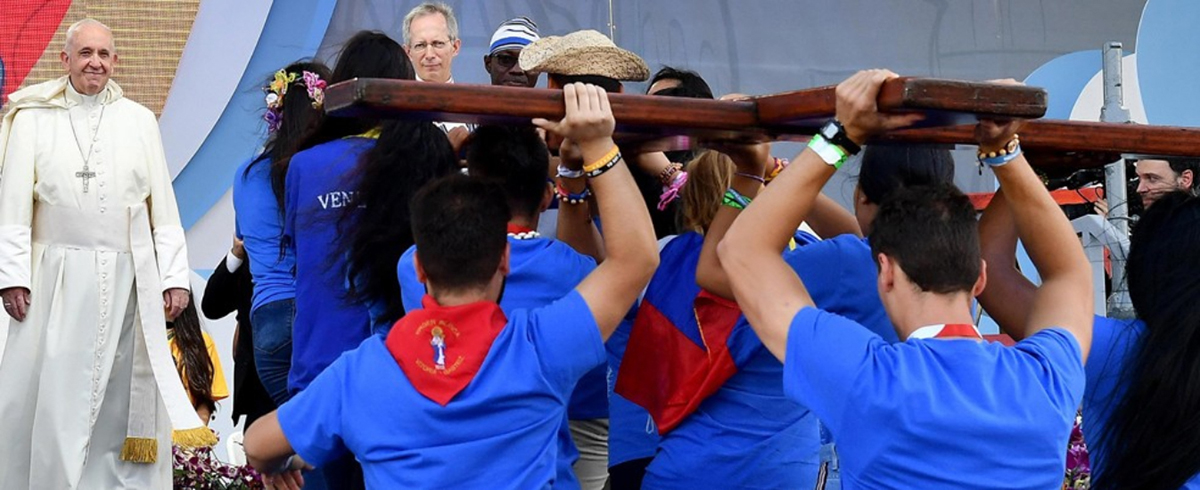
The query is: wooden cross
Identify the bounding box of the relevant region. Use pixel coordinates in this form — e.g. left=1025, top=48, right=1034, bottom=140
left=324, top=77, right=1200, bottom=169
left=76, top=164, right=96, bottom=193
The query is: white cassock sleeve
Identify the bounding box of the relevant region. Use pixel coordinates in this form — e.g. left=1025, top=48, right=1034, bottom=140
left=0, top=110, right=36, bottom=291
left=140, top=110, right=190, bottom=292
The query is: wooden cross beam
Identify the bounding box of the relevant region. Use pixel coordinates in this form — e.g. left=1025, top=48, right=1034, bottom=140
left=324, top=77, right=1200, bottom=169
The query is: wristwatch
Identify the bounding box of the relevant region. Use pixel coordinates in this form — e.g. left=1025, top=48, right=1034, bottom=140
left=817, top=119, right=862, bottom=156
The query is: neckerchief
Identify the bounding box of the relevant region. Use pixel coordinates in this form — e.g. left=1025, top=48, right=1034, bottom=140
left=386, top=295, right=508, bottom=406
left=907, top=323, right=983, bottom=341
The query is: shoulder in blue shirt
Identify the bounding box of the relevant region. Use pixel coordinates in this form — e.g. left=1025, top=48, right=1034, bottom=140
left=785, top=307, right=1085, bottom=488
left=783, top=234, right=897, bottom=343
left=277, top=291, right=605, bottom=489
left=232, top=156, right=296, bottom=312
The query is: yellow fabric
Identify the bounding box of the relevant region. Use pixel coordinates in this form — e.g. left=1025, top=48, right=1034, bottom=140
left=167, top=331, right=230, bottom=405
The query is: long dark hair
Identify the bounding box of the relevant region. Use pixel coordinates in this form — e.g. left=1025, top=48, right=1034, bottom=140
left=168, top=296, right=216, bottom=413
left=340, top=120, right=459, bottom=324
left=1093, top=192, right=1200, bottom=490
left=303, top=31, right=413, bottom=146
left=246, top=61, right=333, bottom=211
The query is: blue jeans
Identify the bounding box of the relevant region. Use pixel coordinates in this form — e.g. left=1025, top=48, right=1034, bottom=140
left=250, top=298, right=294, bottom=406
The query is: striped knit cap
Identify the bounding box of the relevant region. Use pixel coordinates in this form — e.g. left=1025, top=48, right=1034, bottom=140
left=489, top=17, right=540, bottom=56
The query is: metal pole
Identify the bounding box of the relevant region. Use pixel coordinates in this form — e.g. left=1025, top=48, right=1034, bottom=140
left=607, top=0, right=616, bottom=41
left=1100, top=42, right=1134, bottom=318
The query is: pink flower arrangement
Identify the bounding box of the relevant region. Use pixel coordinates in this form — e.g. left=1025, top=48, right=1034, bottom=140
left=173, top=444, right=264, bottom=490
left=1064, top=411, right=1091, bottom=490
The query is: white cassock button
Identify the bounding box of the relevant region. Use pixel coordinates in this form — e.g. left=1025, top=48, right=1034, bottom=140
left=95, top=147, right=102, bottom=153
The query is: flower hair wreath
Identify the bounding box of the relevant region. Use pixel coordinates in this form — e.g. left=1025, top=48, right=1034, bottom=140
left=263, top=69, right=327, bottom=132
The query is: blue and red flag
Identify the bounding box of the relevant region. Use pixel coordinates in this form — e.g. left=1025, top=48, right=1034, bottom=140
left=615, top=232, right=743, bottom=434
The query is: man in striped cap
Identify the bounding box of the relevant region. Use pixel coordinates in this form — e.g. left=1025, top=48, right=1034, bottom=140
left=484, top=17, right=540, bottom=87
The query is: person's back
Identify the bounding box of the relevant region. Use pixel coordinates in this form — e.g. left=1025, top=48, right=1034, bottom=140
left=787, top=309, right=1081, bottom=487
left=287, top=298, right=601, bottom=488
left=395, top=124, right=600, bottom=488
left=718, top=71, right=1093, bottom=488
left=284, top=136, right=375, bottom=393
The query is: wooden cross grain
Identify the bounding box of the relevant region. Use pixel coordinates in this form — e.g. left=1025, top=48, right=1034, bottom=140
left=324, top=77, right=1200, bottom=169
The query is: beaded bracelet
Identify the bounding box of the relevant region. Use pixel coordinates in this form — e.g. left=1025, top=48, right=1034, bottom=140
left=555, top=181, right=592, bottom=204
left=977, top=135, right=1021, bottom=168
left=658, top=162, right=683, bottom=185
left=583, top=145, right=621, bottom=175
left=722, top=188, right=752, bottom=210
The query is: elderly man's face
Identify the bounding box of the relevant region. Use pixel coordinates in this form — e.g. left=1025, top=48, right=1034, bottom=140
left=484, top=50, right=537, bottom=87
left=405, top=13, right=460, bottom=83
left=1136, top=159, right=1192, bottom=209
left=60, top=24, right=116, bottom=95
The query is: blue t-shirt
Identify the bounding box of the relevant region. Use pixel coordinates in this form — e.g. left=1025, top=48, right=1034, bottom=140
left=278, top=291, right=606, bottom=489
left=283, top=137, right=375, bottom=394
left=643, top=233, right=820, bottom=489
left=1084, top=316, right=1200, bottom=488
left=785, top=307, right=1085, bottom=488
left=606, top=313, right=659, bottom=467
left=232, top=157, right=296, bottom=312
left=783, top=234, right=898, bottom=343
left=398, top=237, right=600, bottom=487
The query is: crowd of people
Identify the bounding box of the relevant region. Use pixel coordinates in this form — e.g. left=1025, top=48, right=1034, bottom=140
left=1, top=3, right=1200, bottom=490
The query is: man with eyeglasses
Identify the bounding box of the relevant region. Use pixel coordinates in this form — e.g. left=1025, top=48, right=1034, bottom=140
left=402, top=2, right=472, bottom=144
left=485, top=17, right=541, bottom=88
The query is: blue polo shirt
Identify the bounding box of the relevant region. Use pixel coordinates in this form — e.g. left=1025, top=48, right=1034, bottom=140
left=232, top=156, right=295, bottom=312
left=643, top=233, right=820, bottom=489
left=785, top=307, right=1084, bottom=488
left=398, top=236, right=600, bottom=487
left=278, top=291, right=606, bottom=489
left=283, top=137, right=375, bottom=394
left=1084, top=316, right=1200, bottom=487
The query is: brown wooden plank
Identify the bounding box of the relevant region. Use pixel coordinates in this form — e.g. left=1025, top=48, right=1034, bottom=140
left=325, top=78, right=766, bottom=141
left=878, top=120, right=1200, bottom=165
left=755, top=77, right=1047, bottom=127
left=325, top=77, right=1200, bottom=166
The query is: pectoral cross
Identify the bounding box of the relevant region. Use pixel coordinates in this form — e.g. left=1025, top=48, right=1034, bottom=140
left=76, top=164, right=96, bottom=193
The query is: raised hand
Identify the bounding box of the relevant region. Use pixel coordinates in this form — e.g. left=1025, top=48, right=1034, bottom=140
left=835, top=69, right=926, bottom=145
left=533, top=83, right=616, bottom=151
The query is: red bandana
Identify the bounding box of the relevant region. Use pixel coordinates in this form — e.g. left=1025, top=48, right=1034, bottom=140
left=908, top=323, right=984, bottom=340
left=506, top=223, right=536, bottom=234
left=386, top=296, right=508, bottom=406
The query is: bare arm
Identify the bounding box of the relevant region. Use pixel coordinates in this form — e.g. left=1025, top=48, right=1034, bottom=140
left=717, top=70, right=923, bottom=362
left=555, top=139, right=605, bottom=262
left=979, top=121, right=1093, bottom=360
left=696, top=145, right=770, bottom=300
left=808, top=194, right=862, bottom=239
left=976, top=189, right=1038, bottom=338
left=534, top=83, right=659, bottom=340
left=244, top=411, right=294, bottom=475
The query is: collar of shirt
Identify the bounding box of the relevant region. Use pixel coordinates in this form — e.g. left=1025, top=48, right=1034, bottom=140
left=65, top=81, right=101, bottom=108
left=907, top=323, right=983, bottom=341
left=414, top=74, right=455, bottom=84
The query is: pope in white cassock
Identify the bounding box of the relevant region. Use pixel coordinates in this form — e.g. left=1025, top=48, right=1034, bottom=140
left=0, top=19, right=215, bottom=489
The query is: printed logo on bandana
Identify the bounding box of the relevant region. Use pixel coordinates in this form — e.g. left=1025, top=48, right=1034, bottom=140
left=386, top=297, right=508, bottom=406
left=416, top=321, right=464, bottom=374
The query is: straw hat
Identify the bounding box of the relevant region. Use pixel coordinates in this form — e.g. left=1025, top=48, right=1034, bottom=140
left=519, top=29, right=649, bottom=81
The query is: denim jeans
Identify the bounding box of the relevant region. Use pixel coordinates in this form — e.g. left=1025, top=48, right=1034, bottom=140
left=250, top=298, right=294, bottom=406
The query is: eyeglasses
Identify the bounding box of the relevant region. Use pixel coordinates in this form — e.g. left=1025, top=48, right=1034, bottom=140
left=409, top=39, right=453, bottom=53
